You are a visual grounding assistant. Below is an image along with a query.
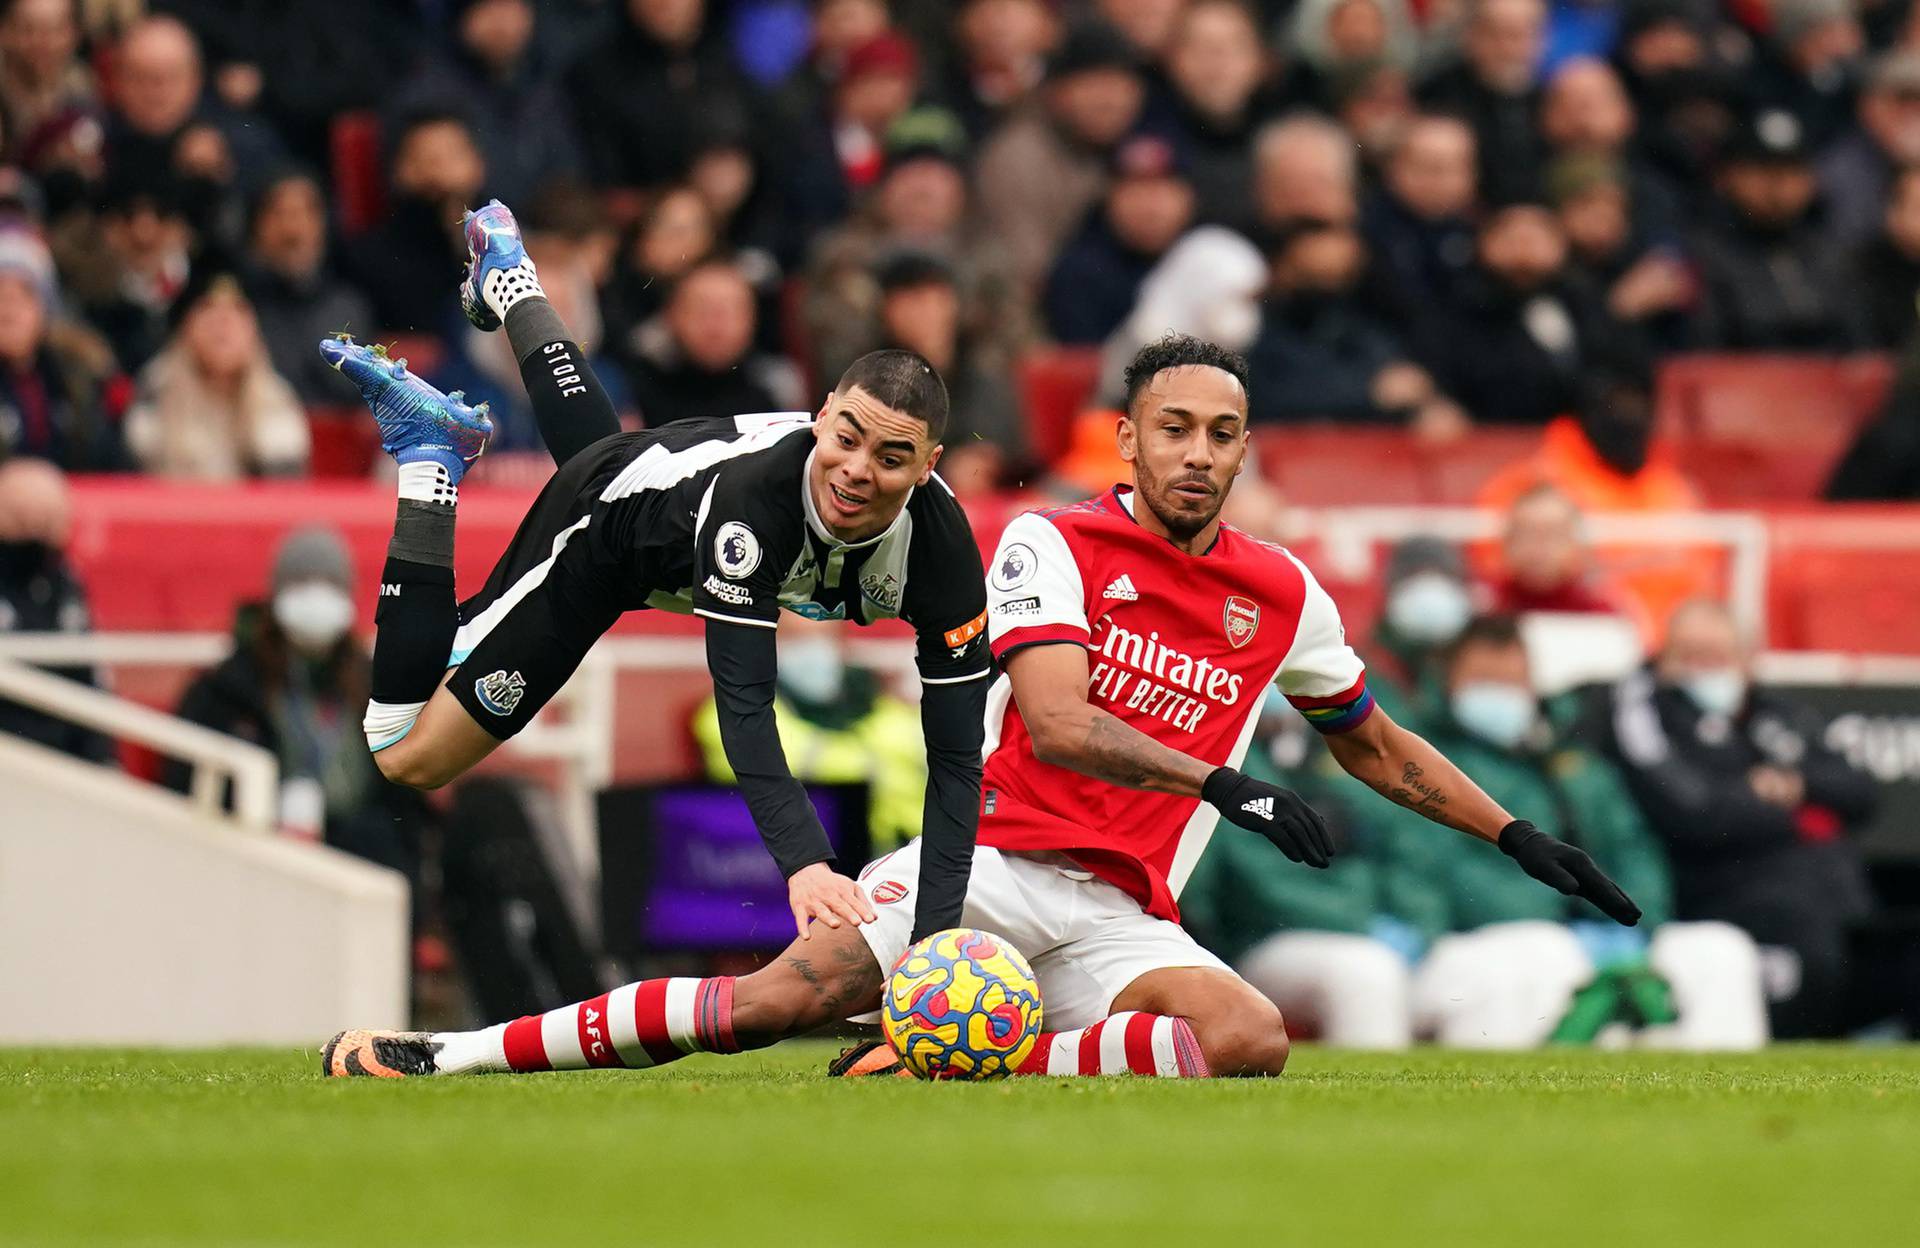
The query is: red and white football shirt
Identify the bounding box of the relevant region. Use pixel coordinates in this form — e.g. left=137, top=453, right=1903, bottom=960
left=979, top=486, right=1375, bottom=921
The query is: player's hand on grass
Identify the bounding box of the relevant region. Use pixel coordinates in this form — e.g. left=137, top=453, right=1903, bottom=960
left=1202, top=766, right=1334, bottom=868
left=1498, top=820, right=1642, bottom=926
left=788, top=862, right=878, bottom=940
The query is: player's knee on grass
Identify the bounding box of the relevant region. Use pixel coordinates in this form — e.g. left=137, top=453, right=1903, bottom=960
left=1196, top=998, right=1291, bottom=1077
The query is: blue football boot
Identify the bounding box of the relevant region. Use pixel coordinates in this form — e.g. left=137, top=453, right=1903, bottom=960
left=459, top=198, right=538, bottom=332
left=317, top=335, right=492, bottom=483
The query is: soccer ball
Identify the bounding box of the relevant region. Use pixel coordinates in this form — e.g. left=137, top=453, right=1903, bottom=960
left=882, top=928, right=1043, bottom=1080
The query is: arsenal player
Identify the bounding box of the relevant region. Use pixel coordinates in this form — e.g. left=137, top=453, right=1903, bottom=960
left=835, top=333, right=1640, bottom=1077
left=326, top=334, right=1635, bottom=1081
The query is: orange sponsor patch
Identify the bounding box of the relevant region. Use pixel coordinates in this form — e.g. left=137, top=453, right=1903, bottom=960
left=943, top=611, right=987, bottom=650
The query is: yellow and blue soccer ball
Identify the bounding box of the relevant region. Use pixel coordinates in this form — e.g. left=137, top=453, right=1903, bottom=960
left=882, top=928, right=1043, bottom=1080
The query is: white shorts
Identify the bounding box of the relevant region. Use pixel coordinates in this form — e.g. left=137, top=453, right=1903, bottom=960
left=854, top=837, right=1230, bottom=1032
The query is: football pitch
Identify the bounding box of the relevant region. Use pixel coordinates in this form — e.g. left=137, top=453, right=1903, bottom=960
left=6, top=1044, right=1919, bottom=1246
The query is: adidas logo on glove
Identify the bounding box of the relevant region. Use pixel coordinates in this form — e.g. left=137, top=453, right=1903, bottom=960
left=1240, top=796, right=1274, bottom=820
left=1103, top=573, right=1139, bottom=601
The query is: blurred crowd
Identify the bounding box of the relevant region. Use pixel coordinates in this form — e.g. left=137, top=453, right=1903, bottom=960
left=4, top=0, right=1920, bottom=490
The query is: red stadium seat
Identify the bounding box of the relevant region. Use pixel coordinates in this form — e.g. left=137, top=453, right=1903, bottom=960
left=380, top=334, right=446, bottom=378
left=1018, top=348, right=1103, bottom=466
left=1765, top=508, right=1920, bottom=654
left=1657, top=354, right=1894, bottom=503
left=1259, top=426, right=1426, bottom=505
left=329, top=111, right=386, bottom=237
left=305, top=407, right=379, bottom=479
left=1427, top=429, right=1545, bottom=504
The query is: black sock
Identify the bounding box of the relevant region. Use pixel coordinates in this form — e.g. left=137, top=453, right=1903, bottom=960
left=504, top=298, right=618, bottom=467
left=371, top=502, right=458, bottom=708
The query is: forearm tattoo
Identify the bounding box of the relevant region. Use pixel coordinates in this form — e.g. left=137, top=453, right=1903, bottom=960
left=1367, top=761, right=1456, bottom=824
left=1078, top=712, right=1203, bottom=793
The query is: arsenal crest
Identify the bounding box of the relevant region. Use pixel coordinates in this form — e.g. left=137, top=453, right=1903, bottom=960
left=1224, top=596, right=1260, bottom=649
left=872, top=880, right=909, bottom=905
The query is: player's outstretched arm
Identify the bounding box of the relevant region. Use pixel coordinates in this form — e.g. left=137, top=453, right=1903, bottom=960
left=1006, top=643, right=1334, bottom=867
left=1323, top=707, right=1642, bottom=925
left=704, top=617, right=877, bottom=939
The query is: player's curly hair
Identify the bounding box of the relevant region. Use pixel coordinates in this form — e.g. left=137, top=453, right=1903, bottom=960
left=1122, top=333, right=1251, bottom=415
left=838, top=349, right=949, bottom=442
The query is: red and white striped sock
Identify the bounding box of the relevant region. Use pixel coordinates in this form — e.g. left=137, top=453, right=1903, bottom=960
left=431, top=977, right=740, bottom=1075
left=1011, top=1011, right=1210, bottom=1077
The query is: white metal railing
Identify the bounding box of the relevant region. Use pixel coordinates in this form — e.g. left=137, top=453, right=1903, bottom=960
left=0, top=657, right=279, bottom=829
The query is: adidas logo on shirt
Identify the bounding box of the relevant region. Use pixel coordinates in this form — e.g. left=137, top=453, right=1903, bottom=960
left=1241, top=796, right=1274, bottom=821
left=1103, top=573, right=1140, bottom=601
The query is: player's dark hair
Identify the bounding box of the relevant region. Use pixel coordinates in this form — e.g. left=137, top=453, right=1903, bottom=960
left=1444, top=613, right=1525, bottom=666
left=1122, top=333, right=1251, bottom=416
left=837, top=349, right=949, bottom=443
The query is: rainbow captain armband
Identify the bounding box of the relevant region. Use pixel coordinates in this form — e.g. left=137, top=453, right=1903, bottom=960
left=1285, top=677, right=1376, bottom=735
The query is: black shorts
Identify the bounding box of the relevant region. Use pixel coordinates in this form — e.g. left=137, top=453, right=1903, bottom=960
left=447, top=433, right=652, bottom=739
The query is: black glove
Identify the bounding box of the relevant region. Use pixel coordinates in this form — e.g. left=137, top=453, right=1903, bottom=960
left=1498, top=820, right=1642, bottom=926
left=1203, top=766, right=1333, bottom=868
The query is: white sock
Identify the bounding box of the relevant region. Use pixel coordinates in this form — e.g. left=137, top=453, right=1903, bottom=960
left=397, top=460, right=456, bottom=506
left=431, top=1023, right=509, bottom=1075
left=482, top=256, right=544, bottom=323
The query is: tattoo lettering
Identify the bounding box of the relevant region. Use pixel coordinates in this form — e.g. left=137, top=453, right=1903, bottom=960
left=1397, top=762, right=1449, bottom=816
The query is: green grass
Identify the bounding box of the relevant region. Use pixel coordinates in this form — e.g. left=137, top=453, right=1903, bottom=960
left=4, top=1045, right=1918, bottom=1246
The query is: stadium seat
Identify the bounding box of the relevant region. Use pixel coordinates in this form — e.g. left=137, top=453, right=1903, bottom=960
left=1766, top=509, right=1920, bottom=654
left=380, top=334, right=447, bottom=379
left=1658, top=354, right=1894, bottom=503
left=1259, top=426, right=1426, bottom=505
left=1018, top=348, right=1103, bottom=466
left=329, top=111, right=386, bottom=237
left=1428, top=429, right=1545, bottom=504
left=305, top=407, right=379, bottom=479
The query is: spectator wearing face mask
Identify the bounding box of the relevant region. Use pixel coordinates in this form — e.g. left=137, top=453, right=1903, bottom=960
left=1583, top=599, right=1907, bottom=1039
left=167, top=527, right=432, bottom=890
left=0, top=456, right=111, bottom=763
left=1367, top=536, right=1480, bottom=733
left=691, top=617, right=926, bottom=853
left=1372, top=613, right=1767, bottom=1049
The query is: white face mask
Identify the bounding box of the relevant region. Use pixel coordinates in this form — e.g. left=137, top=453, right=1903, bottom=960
left=778, top=636, right=846, bottom=704
left=1680, top=668, right=1746, bottom=718
left=1387, top=573, right=1472, bottom=646
left=273, top=581, right=355, bottom=655
left=1450, top=681, right=1538, bottom=749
